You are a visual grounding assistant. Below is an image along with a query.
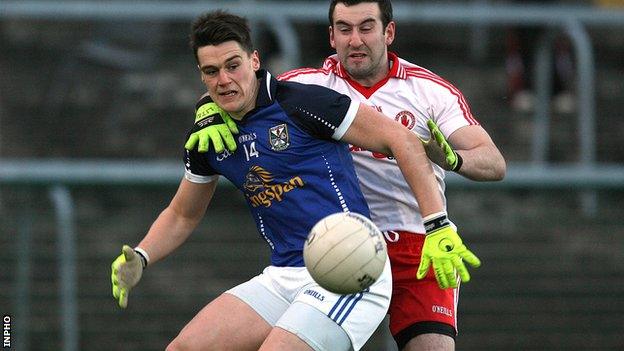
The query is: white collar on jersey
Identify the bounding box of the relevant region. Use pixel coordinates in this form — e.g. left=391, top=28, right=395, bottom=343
left=324, top=52, right=408, bottom=80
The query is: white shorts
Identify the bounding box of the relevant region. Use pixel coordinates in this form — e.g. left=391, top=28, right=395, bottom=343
left=226, top=259, right=391, bottom=351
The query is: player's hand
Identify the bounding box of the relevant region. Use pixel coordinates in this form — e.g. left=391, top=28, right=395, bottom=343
left=416, top=213, right=481, bottom=289
left=420, top=119, right=462, bottom=172
left=111, top=245, right=145, bottom=308
left=185, top=96, right=239, bottom=153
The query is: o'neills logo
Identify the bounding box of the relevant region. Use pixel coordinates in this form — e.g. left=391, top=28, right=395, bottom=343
left=244, top=166, right=304, bottom=207
left=432, top=305, right=453, bottom=317
left=395, top=110, right=416, bottom=130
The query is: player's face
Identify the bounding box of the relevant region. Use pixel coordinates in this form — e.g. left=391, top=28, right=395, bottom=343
left=197, top=41, right=260, bottom=120
left=330, top=2, right=395, bottom=86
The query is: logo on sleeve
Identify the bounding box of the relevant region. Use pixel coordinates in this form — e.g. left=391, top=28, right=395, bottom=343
left=269, top=124, right=290, bottom=151
left=395, top=111, right=416, bottom=130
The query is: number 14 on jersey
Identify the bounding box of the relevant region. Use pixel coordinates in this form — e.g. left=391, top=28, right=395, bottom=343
left=244, top=142, right=259, bottom=161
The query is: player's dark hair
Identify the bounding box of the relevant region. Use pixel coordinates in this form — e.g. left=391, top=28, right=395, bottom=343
left=190, top=10, right=253, bottom=62
left=328, top=0, right=393, bottom=29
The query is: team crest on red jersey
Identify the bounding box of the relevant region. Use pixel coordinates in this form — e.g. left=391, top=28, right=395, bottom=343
left=395, top=111, right=416, bottom=130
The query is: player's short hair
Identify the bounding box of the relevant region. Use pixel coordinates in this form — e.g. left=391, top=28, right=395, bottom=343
left=328, top=0, right=393, bottom=29
left=190, top=10, right=254, bottom=62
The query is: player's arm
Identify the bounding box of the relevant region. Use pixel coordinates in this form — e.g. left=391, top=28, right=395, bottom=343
left=136, top=178, right=217, bottom=264
left=111, top=178, right=217, bottom=308
left=341, top=103, right=443, bottom=217
left=342, top=104, right=481, bottom=288
left=423, top=119, right=505, bottom=181
left=446, top=125, right=506, bottom=181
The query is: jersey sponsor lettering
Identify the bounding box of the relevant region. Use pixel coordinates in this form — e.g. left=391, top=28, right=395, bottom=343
left=244, top=166, right=305, bottom=207
left=349, top=145, right=393, bottom=160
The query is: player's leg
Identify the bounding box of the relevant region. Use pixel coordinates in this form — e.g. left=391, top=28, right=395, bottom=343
left=261, top=302, right=353, bottom=351
left=403, top=333, right=454, bottom=351
left=386, top=232, right=458, bottom=351
left=259, top=326, right=315, bottom=351
left=167, top=268, right=291, bottom=351
left=274, top=259, right=392, bottom=351
left=166, top=293, right=271, bottom=351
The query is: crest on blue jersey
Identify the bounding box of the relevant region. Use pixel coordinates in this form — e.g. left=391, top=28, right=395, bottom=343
left=269, top=124, right=290, bottom=151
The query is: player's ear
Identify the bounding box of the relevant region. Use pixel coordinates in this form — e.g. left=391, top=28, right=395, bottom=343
left=198, top=65, right=206, bottom=83
left=329, top=26, right=336, bottom=49
left=384, top=21, right=396, bottom=46
left=251, top=50, right=260, bottom=71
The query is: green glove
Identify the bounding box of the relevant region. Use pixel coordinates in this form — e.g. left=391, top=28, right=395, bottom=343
left=420, top=119, right=463, bottom=172
left=416, top=213, right=481, bottom=289
left=111, top=245, right=146, bottom=308
left=184, top=96, right=239, bottom=153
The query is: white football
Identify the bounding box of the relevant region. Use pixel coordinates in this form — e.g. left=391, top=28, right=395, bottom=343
left=303, top=212, right=387, bottom=294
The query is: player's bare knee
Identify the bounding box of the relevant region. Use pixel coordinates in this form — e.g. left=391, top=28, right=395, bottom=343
left=166, top=336, right=205, bottom=351
left=165, top=339, right=184, bottom=351
left=168, top=330, right=235, bottom=351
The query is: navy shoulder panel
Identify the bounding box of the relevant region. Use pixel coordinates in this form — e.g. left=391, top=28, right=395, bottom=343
left=274, top=80, right=352, bottom=140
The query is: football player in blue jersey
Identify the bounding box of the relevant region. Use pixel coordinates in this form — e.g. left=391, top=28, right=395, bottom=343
left=110, top=10, right=480, bottom=351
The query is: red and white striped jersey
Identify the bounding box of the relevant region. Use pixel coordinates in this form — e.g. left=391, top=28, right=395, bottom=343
left=278, top=52, right=479, bottom=234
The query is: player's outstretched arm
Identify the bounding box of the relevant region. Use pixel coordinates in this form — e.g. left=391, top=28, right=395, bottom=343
left=185, top=95, right=239, bottom=153
left=341, top=103, right=481, bottom=288
left=341, top=103, right=443, bottom=216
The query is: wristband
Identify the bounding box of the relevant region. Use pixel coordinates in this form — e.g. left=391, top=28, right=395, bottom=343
left=133, top=247, right=150, bottom=269
left=452, top=153, right=463, bottom=172
left=423, top=212, right=450, bottom=233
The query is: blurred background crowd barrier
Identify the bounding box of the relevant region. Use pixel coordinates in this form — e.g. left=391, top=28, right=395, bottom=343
left=1, top=1, right=624, bottom=350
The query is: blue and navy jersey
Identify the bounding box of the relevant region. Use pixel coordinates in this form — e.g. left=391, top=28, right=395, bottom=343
left=184, top=70, right=370, bottom=267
